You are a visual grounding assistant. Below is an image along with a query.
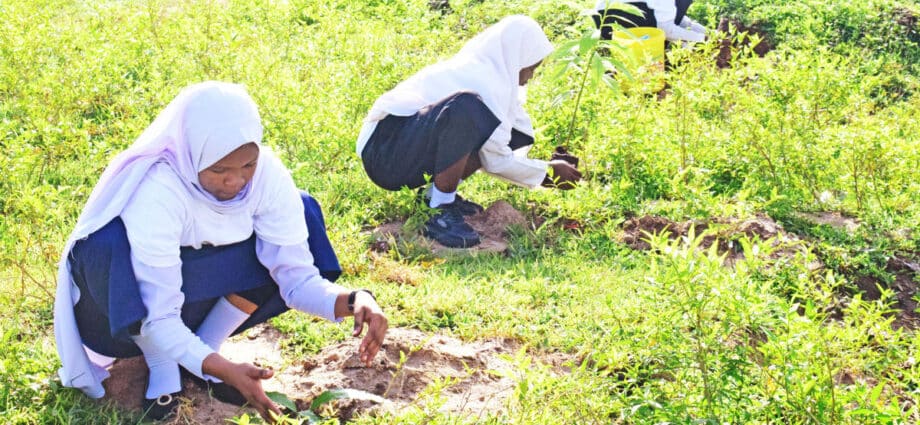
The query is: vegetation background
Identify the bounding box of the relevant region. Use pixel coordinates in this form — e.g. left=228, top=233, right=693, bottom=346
left=1, top=0, right=918, bottom=423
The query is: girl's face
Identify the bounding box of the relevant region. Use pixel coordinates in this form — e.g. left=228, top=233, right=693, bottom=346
left=519, top=60, right=542, bottom=85
left=197, top=142, right=259, bottom=201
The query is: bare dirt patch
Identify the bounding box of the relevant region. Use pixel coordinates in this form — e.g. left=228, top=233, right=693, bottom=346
left=620, top=213, right=920, bottom=330
left=795, top=211, right=860, bottom=232
left=791, top=212, right=920, bottom=328
left=370, top=200, right=529, bottom=255
left=620, top=214, right=804, bottom=266
left=100, top=326, right=572, bottom=423
left=853, top=255, right=920, bottom=330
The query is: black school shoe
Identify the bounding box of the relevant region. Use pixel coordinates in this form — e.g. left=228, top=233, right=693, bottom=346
left=424, top=203, right=480, bottom=248
left=417, top=188, right=484, bottom=216
left=142, top=391, right=181, bottom=421
left=181, top=367, right=248, bottom=406
left=452, top=194, right=485, bottom=216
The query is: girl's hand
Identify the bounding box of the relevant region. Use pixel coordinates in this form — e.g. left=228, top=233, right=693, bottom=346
left=351, top=291, right=388, bottom=366
left=543, top=160, right=582, bottom=189
left=202, top=354, right=282, bottom=422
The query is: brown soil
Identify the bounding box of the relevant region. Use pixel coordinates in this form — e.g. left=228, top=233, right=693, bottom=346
left=370, top=200, right=529, bottom=255
left=620, top=214, right=820, bottom=271
left=100, top=326, right=572, bottom=423
left=792, top=212, right=920, bottom=328
left=894, top=7, right=918, bottom=33
left=795, top=211, right=860, bottom=232
left=716, top=18, right=775, bottom=69
left=621, top=213, right=920, bottom=329
left=854, top=255, right=920, bottom=330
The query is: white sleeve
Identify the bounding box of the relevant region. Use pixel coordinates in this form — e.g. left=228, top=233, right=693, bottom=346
left=478, top=136, right=548, bottom=188
left=132, top=258, right=215, bottom=378
left=679, top=16, right=707, bottom=34
left=121, top=174, right=186, bottom=268
left=659, top=19, right=706, bottom=43
left=256, top=239, right=346, bottom=322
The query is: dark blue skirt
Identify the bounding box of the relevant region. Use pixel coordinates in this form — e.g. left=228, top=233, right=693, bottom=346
left=69, top=192, right=341, bottom=358
left=360, top=91, right=502, bottom=191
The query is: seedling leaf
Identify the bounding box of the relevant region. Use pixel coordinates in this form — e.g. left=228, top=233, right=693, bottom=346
left=266, top=391, right=298, bottom=413
left=310, top=388, right=386, bottom=411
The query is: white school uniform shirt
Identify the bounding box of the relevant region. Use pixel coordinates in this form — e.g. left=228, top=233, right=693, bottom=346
left=121, top=154, right=345, bottom=379
left=596, top=0, right=707, bottom=43
left=355, top=15, right=554, bottom=189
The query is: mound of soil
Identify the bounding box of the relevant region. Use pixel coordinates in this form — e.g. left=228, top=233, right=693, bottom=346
left=371, top=200, right=529, bottom=254
left=100, top=326, right=572, bottom=423
left=620, top=214, right=806, bottom=266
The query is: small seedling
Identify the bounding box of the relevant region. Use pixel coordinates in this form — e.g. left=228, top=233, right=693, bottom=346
left=230, top=389, right=387, bottom=424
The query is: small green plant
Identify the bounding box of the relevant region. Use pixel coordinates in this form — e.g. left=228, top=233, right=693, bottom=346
left=229, top=389, right=387, bottom=424
left=546, top=6, right=635, bottom=145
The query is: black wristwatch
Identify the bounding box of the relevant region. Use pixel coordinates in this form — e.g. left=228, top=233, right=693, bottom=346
left=347, top=289, right=376, bottom=312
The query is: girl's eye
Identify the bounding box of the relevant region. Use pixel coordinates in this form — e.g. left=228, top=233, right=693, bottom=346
left=209, top=168, right=226, bottom=173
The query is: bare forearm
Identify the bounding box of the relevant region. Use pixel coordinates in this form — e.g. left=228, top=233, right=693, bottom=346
left=201, top=352, right=236, bottom=382
left=333, top=290, right=352, bottom=318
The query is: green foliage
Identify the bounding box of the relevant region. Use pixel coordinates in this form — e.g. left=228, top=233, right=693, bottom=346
left=2, top=0, right=919, bottom=423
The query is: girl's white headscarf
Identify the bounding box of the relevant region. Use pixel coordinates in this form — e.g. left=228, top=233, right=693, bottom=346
left=54, top=81, right=273, bottom=397
left=366, top=15, right=553, bottom=141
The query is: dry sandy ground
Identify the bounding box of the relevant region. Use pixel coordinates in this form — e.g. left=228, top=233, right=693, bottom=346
left=101, top=326, right=572, bottom=424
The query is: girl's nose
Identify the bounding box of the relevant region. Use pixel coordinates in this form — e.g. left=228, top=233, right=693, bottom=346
left=225, top=172, right=245, bottom=190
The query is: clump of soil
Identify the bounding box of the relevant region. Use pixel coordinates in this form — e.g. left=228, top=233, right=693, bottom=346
left=716, top=18, right=775, bottom=69
left=793, top=212, right=920, bottom=328
left=101, top=326, right=571, bottom=424
left=101, top=325, right=289, bottom=424
left=370, top=200, right=529, bottom=254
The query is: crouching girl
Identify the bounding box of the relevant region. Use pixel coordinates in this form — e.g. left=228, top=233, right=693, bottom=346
left=54, top=81, right=387, bottom=422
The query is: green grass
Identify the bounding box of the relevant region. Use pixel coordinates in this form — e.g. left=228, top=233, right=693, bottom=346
left=2, top=0, right=919, bottom=423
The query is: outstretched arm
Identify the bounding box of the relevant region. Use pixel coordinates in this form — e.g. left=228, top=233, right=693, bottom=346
left=257, top=240, right=388, bottom=366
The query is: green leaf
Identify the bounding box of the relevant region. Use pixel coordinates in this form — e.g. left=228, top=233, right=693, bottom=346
left=548, top=39, right=582, bottom=62
left=577, top=35, right=598, bottom=55
left=589, top=55, right=605, bottom=89
left=867, top=380, right=886, bottom=406
left=300, top=410, right=323, bottom=423
left=266, top=391, right=298, bottom=413
left=310, top=388, right=387, bottom=411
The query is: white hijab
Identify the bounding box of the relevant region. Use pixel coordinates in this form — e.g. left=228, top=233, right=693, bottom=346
left=366, top=15, right=553, bottom=141
left=54, top=81, right=291, bottom=397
